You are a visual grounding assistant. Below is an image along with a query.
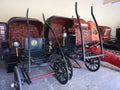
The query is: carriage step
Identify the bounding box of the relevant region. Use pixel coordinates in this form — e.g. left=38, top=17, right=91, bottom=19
left=39, top=62, right=51, bottom=67
left=32, top=61, right=51, bottom=67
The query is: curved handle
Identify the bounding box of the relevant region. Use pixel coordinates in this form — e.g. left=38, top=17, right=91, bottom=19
left=91, top=6, right=104, bottom=57
left=75, top=2, right=86, bottom=61
left=42, top=14, right=66, bottom=60
left=26, top=8, right=31, bottom=72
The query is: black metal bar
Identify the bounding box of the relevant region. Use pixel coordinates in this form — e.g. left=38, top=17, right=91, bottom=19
left=42, top=14, right=66, bottom=61
left=72, top=59, right=81, bottom=69
left=85, top=55, right=104, bottom=59
left=91, top=6, right=104, bottom=57
left=21, top=68, right=32, bottom=84
left=26, top=8, right=31, bottom=72
left=42, top=14, right=69, bottom=79
left=75, top=2, right=86, bottom=61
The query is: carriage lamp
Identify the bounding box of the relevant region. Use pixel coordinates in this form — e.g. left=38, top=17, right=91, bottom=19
left=13, top=41, right=20, bottom=48
left=49, top=40, right=53, bottom=46
left=49, top=40, right=53, bottom=53
left=11, top=81, right=19, bottom=88
left=11, top=82, right=14, bottom=88
left=13, top=39, right=21, bottom=57
left=11, top=82, right=16, bottom=88
left=62, top=27, right=67, bottom=46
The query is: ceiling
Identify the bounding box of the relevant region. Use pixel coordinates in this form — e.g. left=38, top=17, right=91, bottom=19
left=103, top=0, right=120, bottom=4
left=97, top=0, right=120, bottom=6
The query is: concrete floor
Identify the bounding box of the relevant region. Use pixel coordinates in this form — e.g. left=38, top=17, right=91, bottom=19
left=0, top=59, right=120, bottom=90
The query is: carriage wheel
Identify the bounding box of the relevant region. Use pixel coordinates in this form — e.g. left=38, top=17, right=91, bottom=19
left=14, top=66, right=23, bottom=90
left=65, top=56, right=73, bottom=80
left=51, top=56, right=69, bottom=84
left=85, top=52, right=100, bottom=72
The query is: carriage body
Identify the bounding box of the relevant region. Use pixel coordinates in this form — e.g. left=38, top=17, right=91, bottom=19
left=45, top=16, right=103, bottom=71
left=1, top=16, right=74, bottom=90
left=2, top=17, right=44, bottom=72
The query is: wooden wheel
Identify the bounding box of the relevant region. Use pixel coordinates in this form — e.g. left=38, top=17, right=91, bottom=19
left=53, top=59, right=69, bottom=84
left=51, top=54, right=69, bottom=84
left=85, top=52, right=100, bottom=72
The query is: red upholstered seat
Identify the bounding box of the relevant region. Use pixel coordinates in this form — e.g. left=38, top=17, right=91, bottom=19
left=71, top=18, right=92, bottom=46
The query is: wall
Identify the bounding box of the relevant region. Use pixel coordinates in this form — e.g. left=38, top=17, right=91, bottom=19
left=0, top=0, right=120, bottom=36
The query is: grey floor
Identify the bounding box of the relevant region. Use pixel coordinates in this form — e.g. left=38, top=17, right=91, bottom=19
left=0, top=59, right=120, bottom=90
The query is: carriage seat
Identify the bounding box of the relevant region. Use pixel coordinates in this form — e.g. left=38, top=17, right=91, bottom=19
left=24, top=38, right=43, bottom=57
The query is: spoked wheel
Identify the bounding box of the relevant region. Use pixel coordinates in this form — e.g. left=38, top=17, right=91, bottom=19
left=65, top=56, right=73, bottom=80
left=51, top=54, right=69, bottom=84
left=13, top=66, right=23, bottom=90
left=85, top=52, right=100, bottom=72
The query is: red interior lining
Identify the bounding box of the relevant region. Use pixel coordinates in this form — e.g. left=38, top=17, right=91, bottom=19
left=8, top=22, right=43, bottom=50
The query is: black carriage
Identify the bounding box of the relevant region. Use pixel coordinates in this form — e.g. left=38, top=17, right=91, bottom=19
left=1, top=10, right=73, bottom=90
left=44, top=2, right=104, bottom=72
left=1, top=2, right=104, bottom=90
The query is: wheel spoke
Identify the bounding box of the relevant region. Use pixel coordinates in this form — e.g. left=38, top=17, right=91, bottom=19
left=85, top=53, right=100, bottom=72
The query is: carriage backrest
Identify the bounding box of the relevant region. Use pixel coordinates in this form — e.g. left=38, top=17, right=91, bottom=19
left=44, top=16, right=74, bottom=46
left=8, top=17, right=43, bottom=51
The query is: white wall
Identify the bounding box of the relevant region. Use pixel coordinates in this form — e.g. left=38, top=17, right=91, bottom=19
left=0, top=0, right=120, bottom=36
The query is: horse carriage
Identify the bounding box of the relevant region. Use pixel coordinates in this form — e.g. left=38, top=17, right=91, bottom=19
left=1, top=2, right=104, bottom=90
left=1, top=10, right=74, bottom=90
left=44, top=2, right=104, bottom=72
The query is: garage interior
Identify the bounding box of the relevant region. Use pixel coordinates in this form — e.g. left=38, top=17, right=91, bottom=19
left=0, top=0, right=120, bottom=90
